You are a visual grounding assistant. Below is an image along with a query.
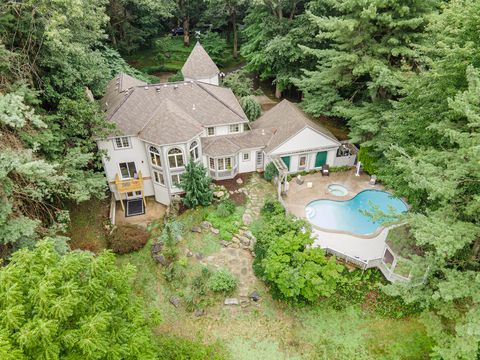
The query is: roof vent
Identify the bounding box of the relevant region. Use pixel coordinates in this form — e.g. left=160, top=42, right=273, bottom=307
left=163, top=84, right=168, bottom=88
left=261, top=129, right=265, bottom=135
left=144, top=86, right=149, bottom=90
left=192, top=104, right=196, bottom=110
left=174, top=85, right=178, bottom=90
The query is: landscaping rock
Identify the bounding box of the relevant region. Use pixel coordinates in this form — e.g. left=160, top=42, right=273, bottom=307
left=220, top=240, right=229, bottom=247
left=224, top=298, right=239, bottom=305
left=242, top=213, right=253, bottom=225
left=194, top=309, right=205, bottom=317
left=169, top=296, right=180, bottom=307
left=213, top=191, right=224, bottom=198
left=195, top=253, right=204, bottom=260
left=249, top=291, right=261, bottom=302
left=236, top=178, right=243, bottom=185
left=239, top=236, right=250, bottom=246
left=185, top=249, right=193, bottom=257
left=201, top=221, right=212, bottom=229
left=151, top=242, right=163, bottom=254
left=191, top=225, right=202, bottom=233
left=231, top=236, right=240, bottom=243
left=229, top=191, right=234, bottom=195
left=211, top=227, right=220, bottom=235
left=153, top=254, right=167, bottom=266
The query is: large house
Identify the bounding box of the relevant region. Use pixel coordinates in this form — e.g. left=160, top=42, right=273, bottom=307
left=98, top=43, right=356, bottom=212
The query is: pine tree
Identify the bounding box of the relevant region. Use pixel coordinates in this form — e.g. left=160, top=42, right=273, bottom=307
left=0, top=240, right=157, bottom=359
left=179, top=160, right=213, bottom=208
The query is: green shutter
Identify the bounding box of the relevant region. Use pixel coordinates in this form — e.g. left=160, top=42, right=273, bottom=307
left=281, top=156, right=291, bottom=170
left=315, top=151, right=327, bottom=167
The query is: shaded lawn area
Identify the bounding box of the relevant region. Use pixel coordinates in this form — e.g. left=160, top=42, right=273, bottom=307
left=126, top=35, right=244, bottom=77
left=67, top=198, right=109, bottom=253
left=116, top=205, right=433, bottom=360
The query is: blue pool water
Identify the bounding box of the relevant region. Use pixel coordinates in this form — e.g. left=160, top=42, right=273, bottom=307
left=305, top=190, right=408, bottom=235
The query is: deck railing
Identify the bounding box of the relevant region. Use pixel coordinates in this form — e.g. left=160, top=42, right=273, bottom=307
left=114, top=171, right=144, bottom=193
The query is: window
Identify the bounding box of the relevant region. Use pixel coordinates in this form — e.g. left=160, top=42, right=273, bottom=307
left=229, top=124, right=240, bottom=133
left=243, top=152, right=250, bottom=161
left=171, top=173, right=182, bottom=187
left=217, top=157, right=232, bottom=171
left=119, top=162, right=136, bottom=179
left=168, top=147, right=184, bottom=168
left=189, top=141, right=199, bottom=161
left=207, top=127, right=215, bottom=136
left=149, top=146, right=161, bottom=167
left=243, top=123, right=249, bottom=132
left=153, top=170, right=164, bottom=185
left=114, top=136, right=130, bottom=149
left=209, top=157, right=215, bottom=169
left=299, top=155, right=307, bottom=170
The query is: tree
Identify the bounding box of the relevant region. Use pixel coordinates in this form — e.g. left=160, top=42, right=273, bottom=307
left=208, top=0, right=248, bottom=58
left=175, top=0, right=207, bottom=47
left=199, top=31, right=228, bottom=65
left=294, top=0, right=438, bottom=142
left=179, top=160, right=213, bottom=208
left=0, top=240, right=156, bottom=359
left=222, top=69, right=254, bottom=97
left=240, top=95, right=261, bottom=121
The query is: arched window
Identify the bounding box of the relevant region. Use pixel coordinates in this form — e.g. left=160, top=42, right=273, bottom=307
left=189, top=141, right=199, bottom=161
left=149, top=146, right=161, bottom=167
left=168, top=147, right=184, bottom=168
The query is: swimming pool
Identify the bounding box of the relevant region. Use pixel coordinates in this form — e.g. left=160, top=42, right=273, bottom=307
left=305, top=190, right=408, bottom=235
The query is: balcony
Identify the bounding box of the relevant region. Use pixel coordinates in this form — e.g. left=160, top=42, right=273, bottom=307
left=115, top=171, right=144, bottom=193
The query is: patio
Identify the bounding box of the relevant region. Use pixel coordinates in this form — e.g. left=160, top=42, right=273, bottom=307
left=282, top=169, right=381, bottom=219
left=114, top=196, right=166, bottom=228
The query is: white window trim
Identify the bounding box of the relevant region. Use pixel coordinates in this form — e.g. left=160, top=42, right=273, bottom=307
left=171, top=173, right=182, bottom=188
left=189, top=141, right=199, bottom=161
left=113, top=136, right=131, bottom=150
left=298, top=154, right=308, bottom=170
left=229, top=124, right=240, bottom=133
left=149, top=146, right=162, bottom=168
left=207, top=127, right=215, bottom=136
left=242, top=152, right=250, bottom=161
left=153, top=170, right=165, bottom=186
left=118, top=162, right=136, bottom=179
left=167, top=147, right=185, bottom=169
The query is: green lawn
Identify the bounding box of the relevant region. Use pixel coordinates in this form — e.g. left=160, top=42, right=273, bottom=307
left=126, top=35, right=244, bottom=78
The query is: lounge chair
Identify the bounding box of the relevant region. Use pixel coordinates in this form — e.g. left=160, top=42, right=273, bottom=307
left=321, top=164, right=330, bottom=176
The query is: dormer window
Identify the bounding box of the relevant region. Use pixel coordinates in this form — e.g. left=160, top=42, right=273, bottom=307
left=229, top=124, right=240, bottom=133
left=114, top=136, right=130, bottom=149
left=207, top=127, right=215, bottom=136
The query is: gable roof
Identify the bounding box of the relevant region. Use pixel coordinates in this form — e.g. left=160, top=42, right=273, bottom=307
left=100, top=74, right=248, bottom=145
left=250, top=100, right=340, bottom=153
left=181, top=42, right=220, bottom=80
left=201, top=128, right=274, bottom=157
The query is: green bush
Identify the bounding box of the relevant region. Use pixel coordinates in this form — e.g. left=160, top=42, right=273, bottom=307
left=263, top=162, right=279, bottom=181
left=200, top=31, right=228, bottom=65
left=261, top=199, right=285, bottom=218
left=240, top=95, right=261, bottom=121
left=168, top=71, right=184, bottom=82
left=223, top=70, right=254, bottom=97
left=207, top=268, right=238, bottom=293
left=216, top=199, right=236, bottom=217
left=108, top=225, right=149, bottom=254
left=358, top=146, right=378, bottom=174
left=206, top=205, right=244, bottom=240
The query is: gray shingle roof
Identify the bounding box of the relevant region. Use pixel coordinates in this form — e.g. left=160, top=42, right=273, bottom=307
left=101, top=75, right=248, bottom=145
left=202, top=128, right=274, bottom=157
left=181, top=42, right=220, bottom=80
left=250, top=99, right=340, bottom=153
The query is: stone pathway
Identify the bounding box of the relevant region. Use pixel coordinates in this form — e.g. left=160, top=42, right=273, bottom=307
left=202, top=174, right=273, bottom=308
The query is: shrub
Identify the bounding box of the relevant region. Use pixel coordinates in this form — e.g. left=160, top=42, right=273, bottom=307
left=179, top=160, right=213, bottom=208
left=200, top=31, right=228, bottom=65
left=216, top=199, right=236, bottom=217
left=223, top=70, right=254, bottom=97
left=358, top=146, right=378, bottom=174
left=263, top=161, right=279, bottom=181
left=206, top=205, right=244, bottom=240
left=108, top=225, right=149, bottom=254
left=168, top=71, right=184, bottom=82
left=240, top=95, right=261, bottom=121
left=207, top=268, right=238, bottom=293
left=261, top=199, right=285, bottom=218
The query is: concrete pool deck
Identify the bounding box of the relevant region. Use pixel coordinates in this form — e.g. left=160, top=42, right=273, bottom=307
left=282, top=170, right=388, bottom=262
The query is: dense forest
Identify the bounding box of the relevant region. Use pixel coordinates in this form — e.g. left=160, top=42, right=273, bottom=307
left=0, top=0, right=479, bottom=359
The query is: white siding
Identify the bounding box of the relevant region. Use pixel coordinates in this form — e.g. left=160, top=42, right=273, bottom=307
left=184, top=75, right=219, bottom=85
left=238, top=149, right=259, bottom=173
left=98, top=136, right=154, bottom=200
left=270, top=127, right=339, bottom=156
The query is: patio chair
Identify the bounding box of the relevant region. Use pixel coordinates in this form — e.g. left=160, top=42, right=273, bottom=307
left=296, top=175, right=304, bottom=185
left=321, top=164, right=330, bottom=176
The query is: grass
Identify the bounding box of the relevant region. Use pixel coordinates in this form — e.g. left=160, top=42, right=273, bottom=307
left=126, top=35, right=244, bottom=78
left=205, top=205, right=245, bottom=241
left=67, top=198, right=109, bottom=253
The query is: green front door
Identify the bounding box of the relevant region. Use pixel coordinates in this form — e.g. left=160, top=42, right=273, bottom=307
left=315, top=151, right=327, bottom=167
left=281, top=156, right=291, bottom=171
